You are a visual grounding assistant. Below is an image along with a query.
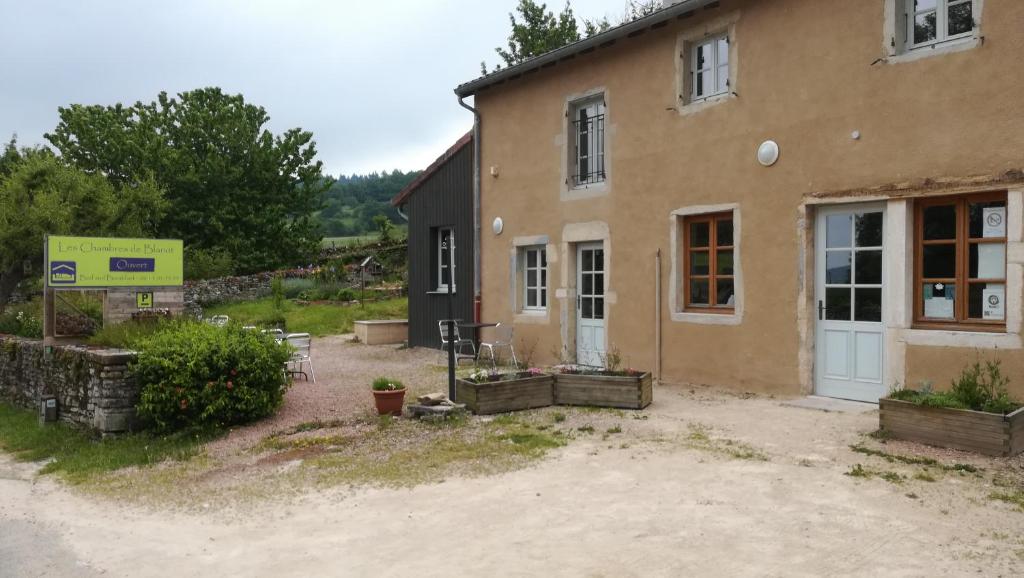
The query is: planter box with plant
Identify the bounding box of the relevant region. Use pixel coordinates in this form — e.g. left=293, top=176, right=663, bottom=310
left=372, top=377, right=406, bottom=416
left=456, top=368, right=554, bottom=415
left=880, top=361, right=1024, bottom=456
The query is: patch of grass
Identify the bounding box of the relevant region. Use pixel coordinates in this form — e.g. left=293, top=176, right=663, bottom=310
left=850, top=444, right=982, bottom=474
left=205, top=297, right=408, bottom=337
left=263, top=434, right=352, bottom=451
left=606, top=425, right=622, bottom=434
left=552, top=412, right=566, bottom=423
left=913, top=471, right=937, bottom=482
left=989, top=490, right=1024, bottom=511
left=0, top=403, right=213, bottom=484
left=846, top=464, right=872, bottom=478
left=683, top=423, right=768, bottom=461
left=845, top=463, right=904, bottom=484
left=576, top=425, right=596, bottom=434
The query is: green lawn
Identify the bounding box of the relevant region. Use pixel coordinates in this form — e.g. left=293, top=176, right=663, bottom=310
left=0, top=403, right=213, bottom=484
left=206, top=297, right=408, bottom=337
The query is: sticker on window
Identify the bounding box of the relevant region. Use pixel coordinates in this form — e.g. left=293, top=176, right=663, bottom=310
left=983, top=286, right=1005, bottom=320
left=983, top=207, right=1006, bottom=238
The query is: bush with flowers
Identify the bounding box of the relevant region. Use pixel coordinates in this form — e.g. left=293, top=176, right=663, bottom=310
left=133, top=320, right=292, bottom=431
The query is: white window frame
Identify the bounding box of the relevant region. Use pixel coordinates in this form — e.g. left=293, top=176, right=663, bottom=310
left=690, top=33, right=730, bottom=102
left=905, top=0, right=976, bottom=51
left=570, top=97, right=606, bottom=189
left=437, top=227, right=454, bottom=291
left=522, top=246, right=548, bottom=311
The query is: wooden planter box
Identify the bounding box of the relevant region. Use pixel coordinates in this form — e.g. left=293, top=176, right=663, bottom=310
left=554, top=372, right=653, bottom=410
left=455, top=374, right=554, bottom=415
left=879, top=398, right=1024, bottom=457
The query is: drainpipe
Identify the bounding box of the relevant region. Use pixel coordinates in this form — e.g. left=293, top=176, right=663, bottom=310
left=395, top=204, right=409, bottom=222
left=655, top=249, right=662, bottom=383
left=458, top=95, right=482, bottom=323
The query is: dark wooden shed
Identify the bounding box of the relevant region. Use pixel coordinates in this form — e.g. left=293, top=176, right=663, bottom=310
left=392, top=132, right=474, bottom=349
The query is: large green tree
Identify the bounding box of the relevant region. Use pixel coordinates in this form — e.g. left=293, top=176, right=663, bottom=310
left=46, top=88, right=329, bottom=274
left=0, top=145, right=166, bottom=310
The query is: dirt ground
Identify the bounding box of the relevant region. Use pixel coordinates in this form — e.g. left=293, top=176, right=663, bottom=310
left=3, top=341, right=1024, bottom=577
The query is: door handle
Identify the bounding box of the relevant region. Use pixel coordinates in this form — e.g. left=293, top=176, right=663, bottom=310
left=818, top=300, right=825, bottom=321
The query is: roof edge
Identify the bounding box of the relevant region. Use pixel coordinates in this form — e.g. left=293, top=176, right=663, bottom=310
left=390, top=131, right=474, bottom=207
left=455, top=0, right=719, bottom=98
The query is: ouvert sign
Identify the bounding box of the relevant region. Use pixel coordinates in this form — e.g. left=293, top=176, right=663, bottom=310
left=45, top=236, right=183, bottom=288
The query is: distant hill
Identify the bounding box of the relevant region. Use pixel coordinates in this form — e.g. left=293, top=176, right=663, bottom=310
left=317, top=170, right=420, bottom=237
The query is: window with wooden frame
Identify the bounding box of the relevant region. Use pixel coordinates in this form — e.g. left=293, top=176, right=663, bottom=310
left=684, top=213, right=735, bottom=311
left=522, top=246, right=547, bottom=311
left=915, top=192, right=1007, bottom=329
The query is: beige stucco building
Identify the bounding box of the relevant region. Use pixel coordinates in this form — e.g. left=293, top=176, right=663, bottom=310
left=455, top=0, right=1024, bottom=401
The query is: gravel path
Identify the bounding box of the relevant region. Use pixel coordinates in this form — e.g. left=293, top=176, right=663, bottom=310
left=207, top=336, right=447, bottom=456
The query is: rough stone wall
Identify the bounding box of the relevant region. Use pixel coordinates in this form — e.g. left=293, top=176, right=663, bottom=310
left=0, top=336, right=139, bottom=433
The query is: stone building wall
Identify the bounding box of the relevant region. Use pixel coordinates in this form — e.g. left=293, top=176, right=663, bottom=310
left=0, top=336, right=139, bottom=433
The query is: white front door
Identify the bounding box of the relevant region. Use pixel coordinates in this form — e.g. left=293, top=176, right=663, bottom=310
left=577, top=243, right=606, bottom=367
left=815, top=205, right=887, bottom=403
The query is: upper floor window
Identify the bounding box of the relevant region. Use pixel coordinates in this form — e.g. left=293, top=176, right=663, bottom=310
left=691, top=34, right=729, bottom=102
left=914, top=192, right=1007, bottom=329
left=906, top=0, right=975, bottom=50
left=570, top=97, right=605, bottom=187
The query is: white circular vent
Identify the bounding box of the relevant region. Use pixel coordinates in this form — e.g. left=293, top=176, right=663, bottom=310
left=492, top=217, right=504, bottom=235
left=757, top=140, right=780, bottom=167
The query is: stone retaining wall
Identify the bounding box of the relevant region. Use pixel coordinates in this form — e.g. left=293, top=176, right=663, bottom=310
left=0, top=336, right=140, bottom=433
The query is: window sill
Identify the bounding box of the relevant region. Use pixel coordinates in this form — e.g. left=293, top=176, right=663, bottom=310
left=515, top=310, right=550, bottom=324
left=902, top=327, right=1021, bottom=350
left=678, top=92, right=734, bottom=117
left=671, top=310, right=741, bottom=326
left=427, top=288, right=456, bottom=295
left=886, top=36, right=980, bottom=65
left=562, top=181, right=610, bottom=202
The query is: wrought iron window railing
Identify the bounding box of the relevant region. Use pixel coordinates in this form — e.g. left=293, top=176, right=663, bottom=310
left=572, top=113, right=605, bottom=186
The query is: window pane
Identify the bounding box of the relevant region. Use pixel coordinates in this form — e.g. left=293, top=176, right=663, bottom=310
left=697, top=69, right=711, bottom=97
left=594, top=297, right=604, bottom=320
left=690, top=222, right=710, bottom=247
left=970, top=243, right=1006, bottom=279
left=855, top=288, right=883, bottom=322
left=527, top=269, right=537, bottom=288
left=922, top=282, right=955, bottom=319
left=914, top=11, right=937, bottom=44
left=717, top=37, right=729, bottom=64
left=923, top=204, right=956, bottom=240
left=855, top=212, right=883, bottom=247
left=922, top=244, right=956, bottom=278
left=527, top=291, right=537, bottom=308
left=582, top=273, right=593, bottom=296
left=968, top=200, right=1007, bottom=239
left=855, top=250, right=882, bottom=285
left=915, top=0, right=938, bottom=10
left=690, top=279, right=710, bottom=305
left=948, top=2, right=973, bottom=36
left=690, top=251, right=710, bottom=276
left=582, top=297, right=593, bottom=319
left=716, top=250, right=734, bottom=275
left=540, top=250, right=547, bottom=267
left=825, top=287, right=851, bottom=321
left=717, top=218, right=733, bottom=246
left=826, top=251, right=852, bottom=284
left=441, top=267, right=450, bottom=286
left=582, top=250, right=592, bottom=271
left=968, top=283, right=1005, bottom=321
left=541, top=269, right=547, bottom=286
left=594, top=249, right=604, bottom=272
left=826, top=214, right=852, bottom=248
left=716, top=64, right=729, bottom=93
left=593, top=274, right=604, bottom=295
left=696, top=44, right=707, bottom=69
left=527, top=250, right=537, bottom=268
left=541, top=289, right=547, bottom=307
left=715, top=279, right=735, bottom=308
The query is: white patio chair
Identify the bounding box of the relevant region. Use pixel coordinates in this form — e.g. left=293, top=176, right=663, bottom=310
left=262, top=328, right=285, bottom=342
left=285, top=332, right=315, bottom=382
left=210, top=315, right=230, bottom=327
left=438, top=319, right=476, bottom=365
left=242, top=325, right=258, bottom=331
left=479, top=323, right=518, bottom=369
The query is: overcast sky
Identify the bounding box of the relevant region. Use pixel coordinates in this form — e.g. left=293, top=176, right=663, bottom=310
left=0, top=0, right=633, bottom=176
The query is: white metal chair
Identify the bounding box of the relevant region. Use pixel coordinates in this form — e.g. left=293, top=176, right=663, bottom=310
left=242, top=325, right=258, bottom=331
left=210, top=315, right=230, bottom=327
left=262, top=328, right=285, bottom=342
left=438, top=319, right=476, bottom=365
left=479, top=323, right=518, bottom=369
left=285, top=332, right=315, bottom=382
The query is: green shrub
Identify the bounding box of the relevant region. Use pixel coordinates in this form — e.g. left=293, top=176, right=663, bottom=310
left=282, top=278, right=316, bottom=299
left=891, top=361, right=1018, bottom=414
left=335, top=288, right=357, bottom=301
left=184, top=247, right=235, bottom=280
left=0, top=301, right=43, bottom=338
left=133, top=321, right=292, bottom=431
left=88, top=317, right=177, bottom=349
left=372, top=377, right=405, bottom=391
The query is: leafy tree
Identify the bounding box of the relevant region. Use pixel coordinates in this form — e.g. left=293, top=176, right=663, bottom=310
left=0, top=148, right=166, bottom=310
left=372, top=214, right=395, bottom=242
left=45, top=88, right=329, bottom=274
left=319, top=169, right=418, bottom=237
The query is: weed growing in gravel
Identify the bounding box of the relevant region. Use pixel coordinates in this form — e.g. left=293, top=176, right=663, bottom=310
left=914, top=471, right=937, bottom=482
left=845, top=464, right=904, bottom=484
left=576, top=425, right=596, bottom=434
left=683, top=423, right=768, bottom=461
left=606, top=425, right=622, bottom=434
left=552, top=412, right=566, bottom=423
left=989, top=490, right=1024, bottom=511
left=849, top=444, right=981, bottom=475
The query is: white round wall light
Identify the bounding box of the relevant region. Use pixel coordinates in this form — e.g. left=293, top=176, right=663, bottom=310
left=757, top=140, right=780, bottom=167
left=492, top=217, right=504, bottom=235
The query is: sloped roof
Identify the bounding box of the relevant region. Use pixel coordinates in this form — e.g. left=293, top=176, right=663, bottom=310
left=455, top=0, right=719, bottom=97
left=390, top=131, right=473, bottom=207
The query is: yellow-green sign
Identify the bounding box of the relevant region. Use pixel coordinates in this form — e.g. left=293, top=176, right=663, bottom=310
left=136, top=292, right=154, bottom=309
left=46, top=236, right=183, bottom=288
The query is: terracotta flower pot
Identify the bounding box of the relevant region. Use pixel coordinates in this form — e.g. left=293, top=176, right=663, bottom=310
left=372, top=388, right=406, bottom=416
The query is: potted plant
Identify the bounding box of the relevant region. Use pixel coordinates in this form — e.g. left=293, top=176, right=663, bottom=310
left=371, top=377, right=406, bottom=416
